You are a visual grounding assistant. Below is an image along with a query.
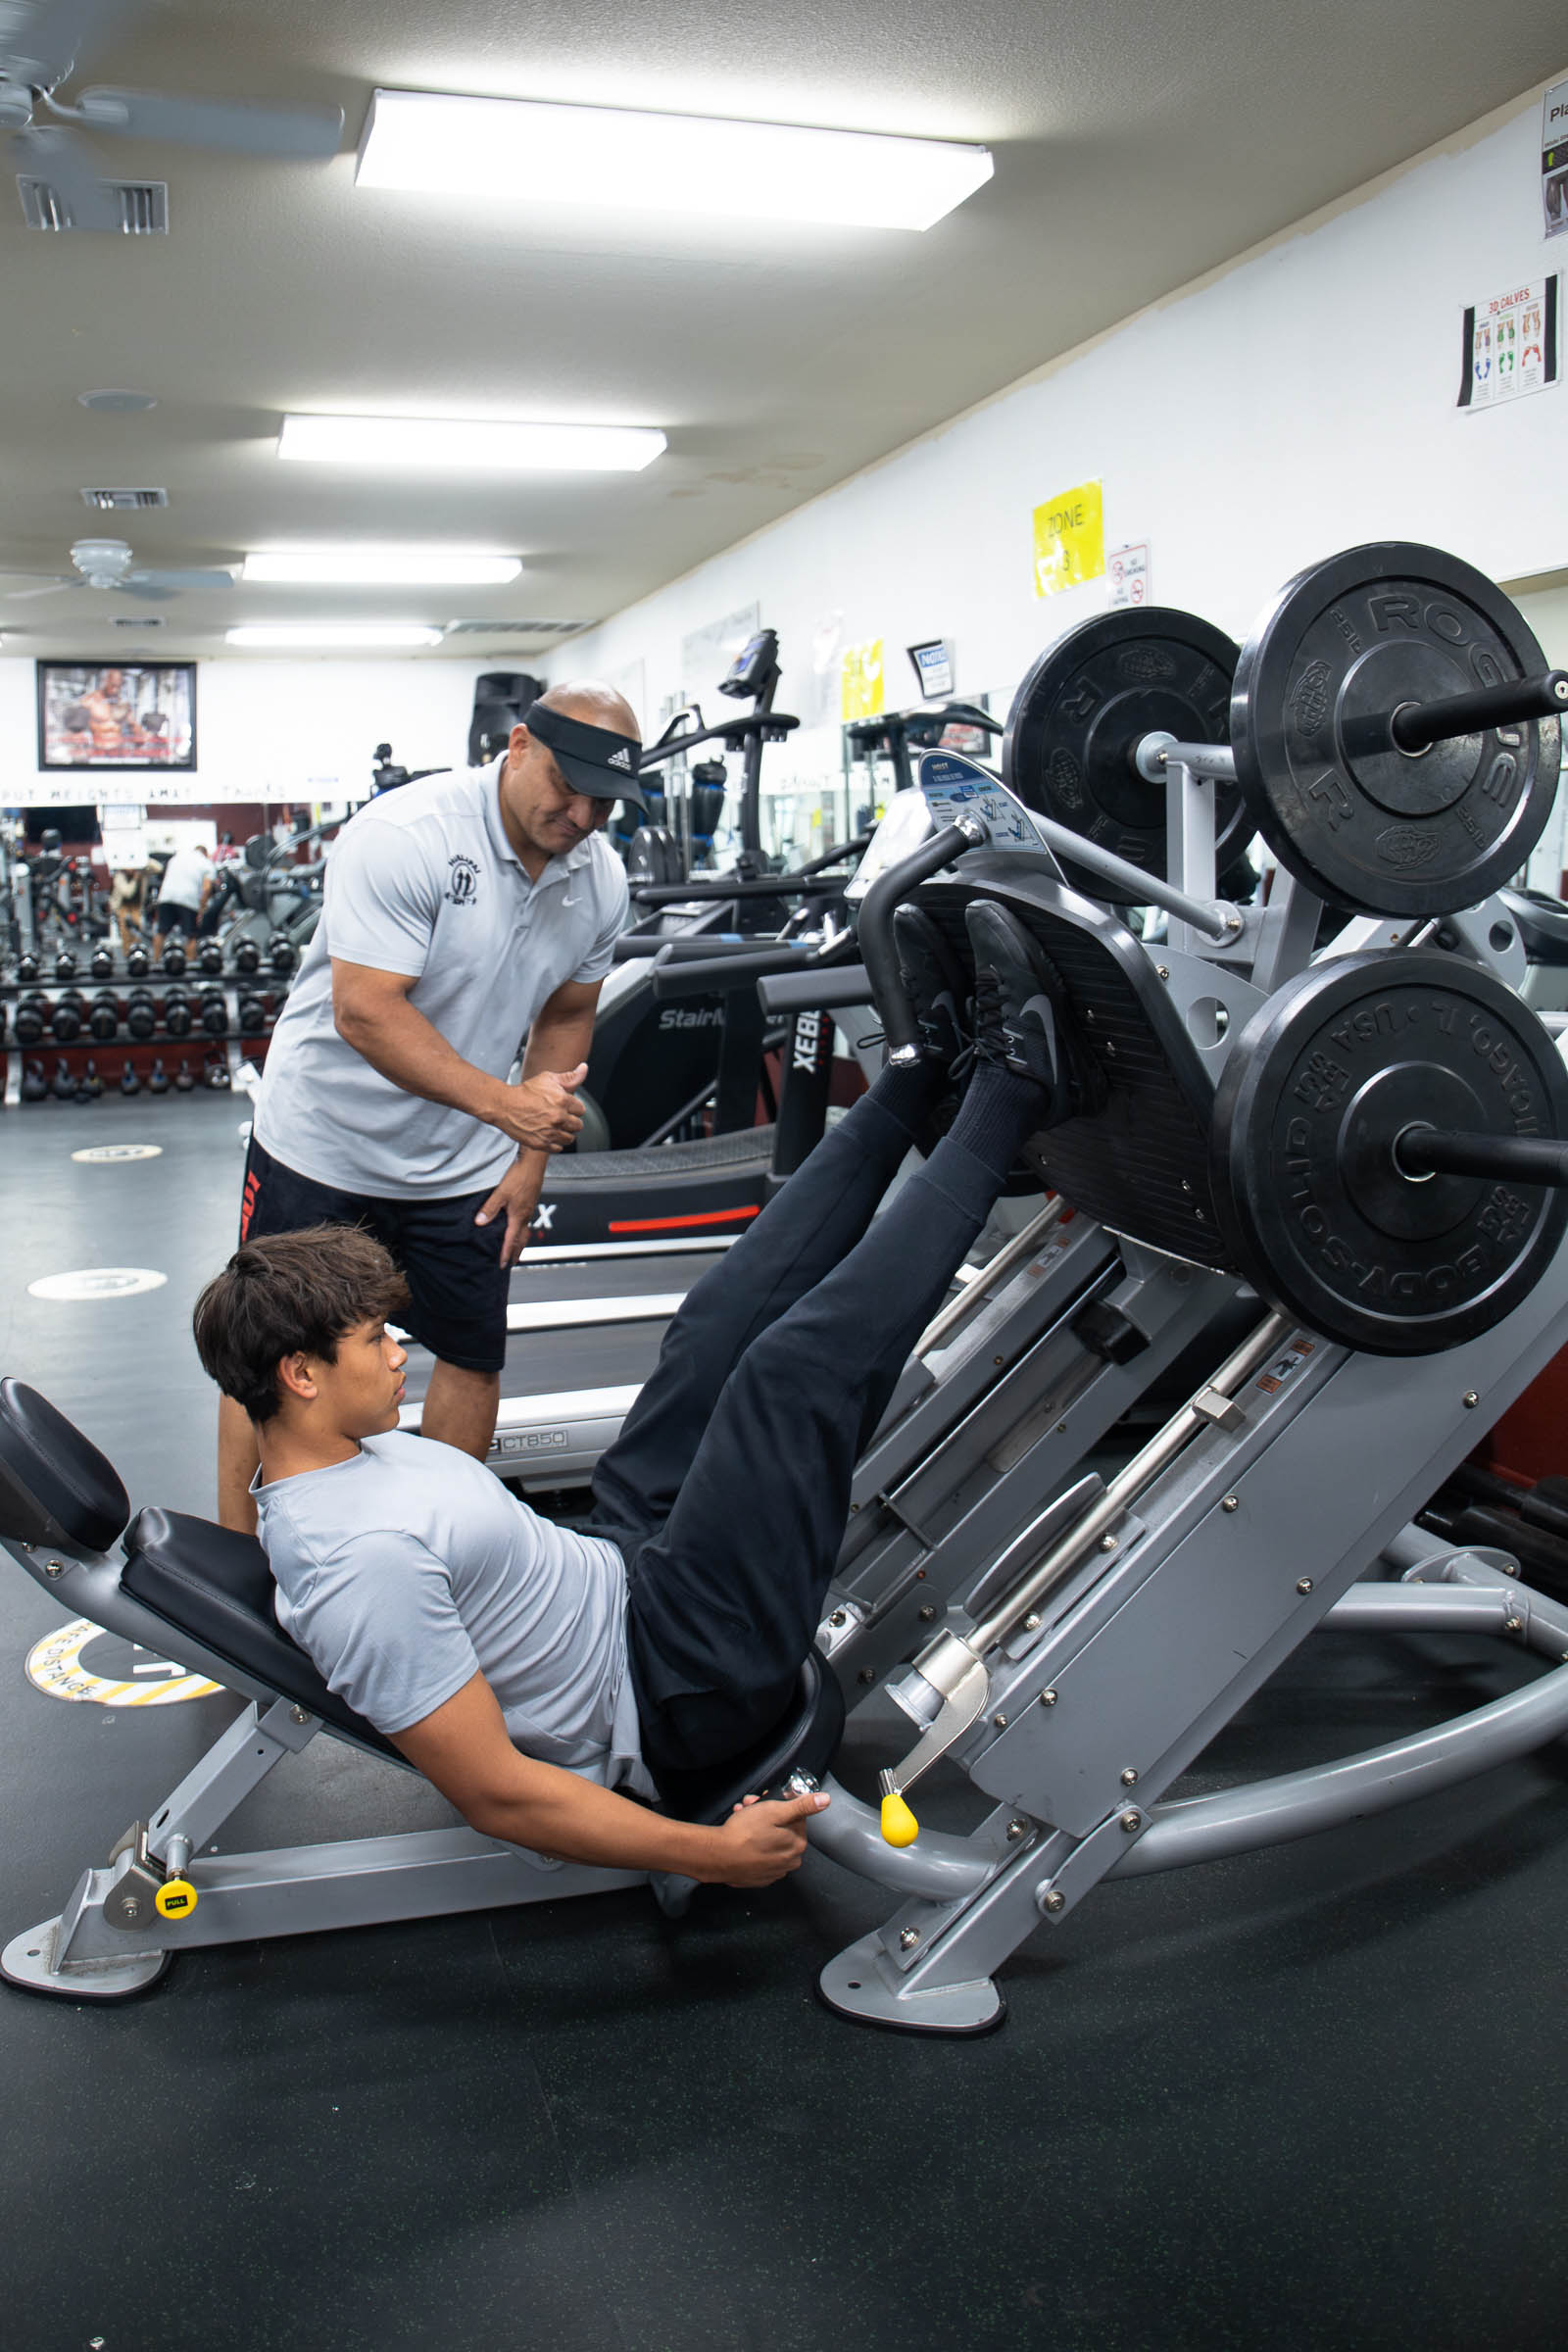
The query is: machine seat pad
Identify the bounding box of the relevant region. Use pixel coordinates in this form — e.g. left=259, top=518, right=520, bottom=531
left=0, top=1380, right=130, bottom=1553
left=655, top=1648, right=846, bottom=1825
left=122, top=1506, right=402, bottom=1763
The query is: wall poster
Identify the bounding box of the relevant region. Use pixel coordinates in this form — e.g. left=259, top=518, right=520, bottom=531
left=1457, top=276, right=1559, bottom=410
left=1543, top=76, right=1568, bottom=240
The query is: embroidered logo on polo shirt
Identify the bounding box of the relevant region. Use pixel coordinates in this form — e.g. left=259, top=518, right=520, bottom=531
left=446, top=854, right=480, bottom=906
left=608, top=746, right=634, bottom=771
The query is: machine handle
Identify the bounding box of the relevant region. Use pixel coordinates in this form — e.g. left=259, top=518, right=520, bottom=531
left=648, top=942, right=855, bottom=1001
left=758, top=963, right=876, bottom=1014
left=1386, top=669, right=1568, bottom=754
left=1396, top=1124, right=1568, bottom=1187
left=856, top=819, right=988, bottom=1062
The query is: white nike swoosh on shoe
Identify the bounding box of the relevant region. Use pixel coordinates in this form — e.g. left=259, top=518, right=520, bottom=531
left=1012, top=993, right=1058, bottom=1046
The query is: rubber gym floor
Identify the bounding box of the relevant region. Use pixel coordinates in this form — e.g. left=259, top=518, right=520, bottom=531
left=2, top=1093, right=1567, bottom=2352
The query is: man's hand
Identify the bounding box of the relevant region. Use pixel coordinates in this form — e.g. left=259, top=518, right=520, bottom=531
left=488, top=1062, right=587, bottom=1152
left=708, top=1789, right=831, bottom=1886
left=474, top=1157, right=546, bottom=1267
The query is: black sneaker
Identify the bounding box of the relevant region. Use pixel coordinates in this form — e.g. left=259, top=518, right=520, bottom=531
left=894, top=906, right=970, bottom=1071
left=963, top=901, right=1104, bottom=1124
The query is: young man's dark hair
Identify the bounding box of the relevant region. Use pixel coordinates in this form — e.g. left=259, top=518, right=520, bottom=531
left=193, top=1225, right=408, bottom=1424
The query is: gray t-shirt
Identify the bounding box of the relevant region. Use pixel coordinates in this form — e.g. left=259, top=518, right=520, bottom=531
left=255, top=1430, right=653, bottom=1796
left=254, top=760, right=629, bottom=1199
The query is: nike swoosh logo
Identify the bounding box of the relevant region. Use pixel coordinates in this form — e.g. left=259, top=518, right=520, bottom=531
left=1013, top=993, right=1058, bottom=1048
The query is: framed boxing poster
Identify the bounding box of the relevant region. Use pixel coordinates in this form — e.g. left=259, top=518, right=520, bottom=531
left=35, top=659, right=197, bottom=771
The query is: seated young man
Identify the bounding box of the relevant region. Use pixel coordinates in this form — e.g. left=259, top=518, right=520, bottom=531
left=192, top=903, right=1092, bottom=1890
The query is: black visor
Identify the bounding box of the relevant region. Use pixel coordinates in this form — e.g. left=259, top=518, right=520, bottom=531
left=523, top=700, right=647, bottom=809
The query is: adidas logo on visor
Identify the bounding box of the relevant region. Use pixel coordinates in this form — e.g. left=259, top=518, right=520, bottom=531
left=608, top=746, right=634, bottom=771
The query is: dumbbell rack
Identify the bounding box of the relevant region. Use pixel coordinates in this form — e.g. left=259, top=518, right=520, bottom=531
left=0, top=947, right=296, bottom=1109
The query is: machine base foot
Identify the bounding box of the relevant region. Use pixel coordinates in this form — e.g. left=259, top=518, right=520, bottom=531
left=3, top=1918, right=172, bottom=2001
left=816, top=1933, right=1006, bottom=2035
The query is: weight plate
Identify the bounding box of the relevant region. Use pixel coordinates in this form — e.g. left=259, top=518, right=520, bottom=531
left=1231, top=542, right=1561, bottom=916
left=1003, top=609, right=1250, bottom=892
left=1211, top=950, right=1568, bottom=1354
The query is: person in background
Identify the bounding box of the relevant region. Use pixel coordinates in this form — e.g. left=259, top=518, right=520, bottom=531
left=152, top=839, right=214, bottom=957
left=109, top=865, right=145, bottom=957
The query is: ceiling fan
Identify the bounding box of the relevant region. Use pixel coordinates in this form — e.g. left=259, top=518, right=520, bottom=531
left=1, top=536, right=235, bottom=600
left=0, top=0, right=343, bottom=230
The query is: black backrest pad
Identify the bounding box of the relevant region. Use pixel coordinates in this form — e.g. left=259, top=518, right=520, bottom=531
left=919, top=877, right=1232, bottom=1268
left=122, top=1506, right=403, bottom=1763
left=0, top=1379, right=130, bottom=1551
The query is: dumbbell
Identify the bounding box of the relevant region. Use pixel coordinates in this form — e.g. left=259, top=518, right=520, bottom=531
left=88, top=991, right=121, bottom=1041
left=53, top=949, right=76, bottom=981
left=162, top=942, right=187, bottom=976
left=89, top=945, right=116, bottom=982
left=206, top=1055, right=231, bottom=1091
left=125, top=988, right=158, bottom=1040
left=50, top=991, right=86, bottom=1043
left=197, top=940, right=224, bottom=975
left=237, top=991, right=268, bottom=1036
left=162, top=988, right=191, bottom=1038
left=270, top=939, right=297, bottom=976
left=199, top=988, right=228, bottom=1035
left=232, top=936, right=261, bottom=975
left=16, top=952, right=39, bottom=984
left=13, top=992, right=47, bottom=1046
left=21, top=1059, right=47, bottom=1102
left=126, top=946, right=150, bottom=980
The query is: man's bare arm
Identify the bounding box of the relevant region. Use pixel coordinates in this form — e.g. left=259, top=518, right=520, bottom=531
left=392, top=1671, right=827, bottom=1886
left=331, top=960, right=583, bottom=1152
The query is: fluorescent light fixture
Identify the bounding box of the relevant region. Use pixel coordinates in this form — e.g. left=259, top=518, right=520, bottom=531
left=356, top=88, right=993, bottom=232
left=241, top=547, right=522, bottom=585
left=225, top=623, right=444, bottom=649
left=278, top=414, right=664, bottom=472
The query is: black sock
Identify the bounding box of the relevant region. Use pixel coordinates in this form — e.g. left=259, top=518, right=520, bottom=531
left=945, top=1061, right=1046, bottom=1184
left=866, top=1055, right=944, bottom=1142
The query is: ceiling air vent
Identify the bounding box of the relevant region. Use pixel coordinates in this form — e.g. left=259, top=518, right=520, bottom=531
left=442, top=618, right=590, bottom=637
left=18, top=178, right=169, bottom=233
left=112, top=613, right=165, bottom=629
left=81, top=488, right=169, bottom=512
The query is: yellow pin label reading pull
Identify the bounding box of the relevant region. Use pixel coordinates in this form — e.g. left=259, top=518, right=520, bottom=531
left=880, top=1790, right=919, bottom=1847
left=154, top=1878, right=198, bottom=1920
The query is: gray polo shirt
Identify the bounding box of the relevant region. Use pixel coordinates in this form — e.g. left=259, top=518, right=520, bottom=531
left=256, top=1430, right=654, bottom=1796
left=254, top=760, right=628, bottom=1199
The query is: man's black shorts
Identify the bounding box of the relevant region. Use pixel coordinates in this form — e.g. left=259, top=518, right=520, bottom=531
left=157, top=902, right=198, bottom=939
left=239, top=1136, right=509, bottom=1374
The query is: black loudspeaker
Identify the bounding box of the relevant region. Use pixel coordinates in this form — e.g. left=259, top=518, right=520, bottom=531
left=467, top=671, right=544, bottom=767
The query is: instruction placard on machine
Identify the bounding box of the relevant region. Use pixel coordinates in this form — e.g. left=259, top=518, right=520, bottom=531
left=916, top=751, right=1048, bottom=852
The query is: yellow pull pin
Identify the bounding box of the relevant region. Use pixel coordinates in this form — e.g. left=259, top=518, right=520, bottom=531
left=880, top=1790, right=919, bottom=1847
left=154, top=1878, right=198, bottom=1921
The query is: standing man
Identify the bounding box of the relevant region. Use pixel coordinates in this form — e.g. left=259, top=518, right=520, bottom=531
left=217, top=681, right=645, bottom=1533
left=151, top=838, right=213, bottom=956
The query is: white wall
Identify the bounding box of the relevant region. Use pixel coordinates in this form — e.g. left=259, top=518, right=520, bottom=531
left=0, top=655, right=485, bottom=809
left=558, top=79, right=1568, bottom=811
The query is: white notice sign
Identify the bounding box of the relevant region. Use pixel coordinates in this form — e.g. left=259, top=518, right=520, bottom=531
left=1107, top=543, right=1151, bottom=608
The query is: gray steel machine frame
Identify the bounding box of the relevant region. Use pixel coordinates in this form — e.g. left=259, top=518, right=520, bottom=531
left=798, top=759, right=1568, bottom=2030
